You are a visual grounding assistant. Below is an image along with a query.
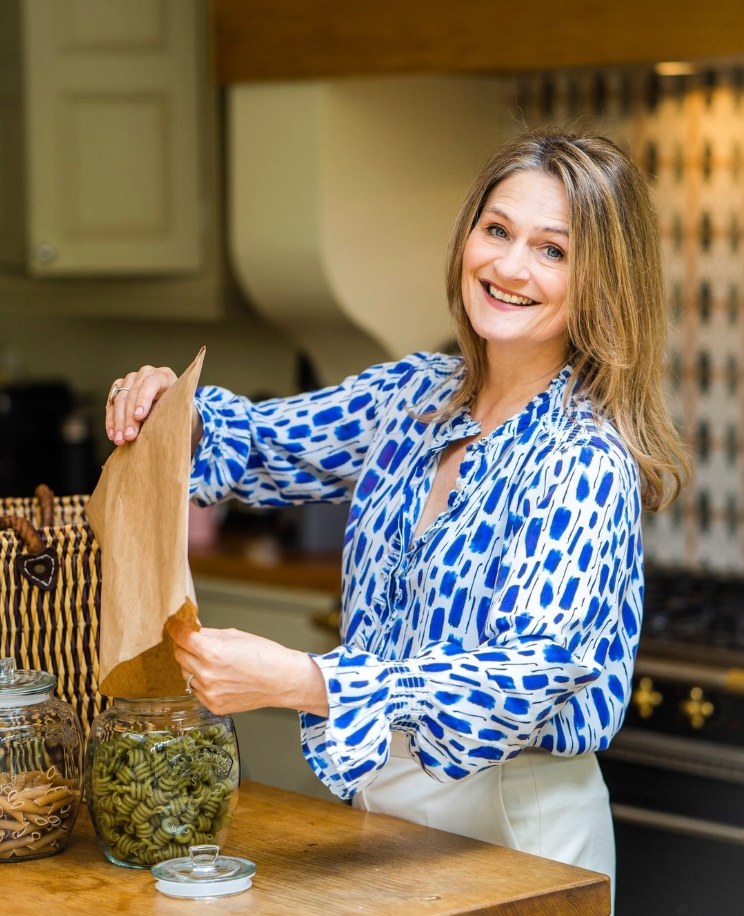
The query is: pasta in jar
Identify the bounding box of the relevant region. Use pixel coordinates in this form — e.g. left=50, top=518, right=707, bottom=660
left=0, top=659, right=84, bottom=862
left=86, top=696, right=240, bottom=868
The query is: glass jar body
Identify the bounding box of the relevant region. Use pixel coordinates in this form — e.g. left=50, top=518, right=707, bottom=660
left=0, top=696, right=84, bottom=862
left=86, top=696, right=240, bottom=868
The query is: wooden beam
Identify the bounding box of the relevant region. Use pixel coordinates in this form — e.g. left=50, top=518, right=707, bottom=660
left=212, top=0, right=744, bottom=83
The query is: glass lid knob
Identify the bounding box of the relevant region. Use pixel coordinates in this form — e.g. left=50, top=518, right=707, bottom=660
left=189, top=844, right=222, bottom=875
left=0, top=657, right=56, bottom=703
left=0, top=657, right=16, bottom=684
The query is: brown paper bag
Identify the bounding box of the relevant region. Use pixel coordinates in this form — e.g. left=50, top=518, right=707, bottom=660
left=86, top=347, right=205, bottom=698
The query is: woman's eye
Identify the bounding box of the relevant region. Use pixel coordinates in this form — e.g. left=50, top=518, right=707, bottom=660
left=486, top=224, right=508, bottom=239
left=544, top=244, right=565, bottom=261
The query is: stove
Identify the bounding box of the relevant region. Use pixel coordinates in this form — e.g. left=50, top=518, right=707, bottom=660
left=641, top=568, right=744, bottom=667
left=599, top=568, right=744, bottom=915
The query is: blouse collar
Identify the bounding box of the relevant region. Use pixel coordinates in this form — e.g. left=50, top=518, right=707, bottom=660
left=432, top=364, right=574, bottom=446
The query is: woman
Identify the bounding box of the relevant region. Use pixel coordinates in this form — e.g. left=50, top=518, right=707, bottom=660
left=106, top=129, right=687, bottom=897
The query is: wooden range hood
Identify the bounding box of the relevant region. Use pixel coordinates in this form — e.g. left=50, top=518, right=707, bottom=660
left=212, top=0, right=743, bottom=83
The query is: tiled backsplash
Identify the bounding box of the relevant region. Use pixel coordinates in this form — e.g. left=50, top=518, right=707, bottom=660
left=512, top=64, right=744, bottom=572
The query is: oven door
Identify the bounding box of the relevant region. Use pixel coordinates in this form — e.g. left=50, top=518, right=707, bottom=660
left=599, top=729, right=744, bottom=916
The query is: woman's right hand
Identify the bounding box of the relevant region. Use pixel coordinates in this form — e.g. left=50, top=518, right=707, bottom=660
left=105, top=365, right=178, bottom=446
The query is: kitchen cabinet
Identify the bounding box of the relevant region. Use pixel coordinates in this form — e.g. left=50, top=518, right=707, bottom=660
left=0, top=0, right=228, bottom=319
left=193, top=574, right=342, bottom=802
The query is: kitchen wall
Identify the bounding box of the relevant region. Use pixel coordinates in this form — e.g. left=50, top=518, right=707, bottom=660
left=0, top=299, right=297, bottom=395
left=508, top=62, right=744, bottom=573
left=0, top=296, right=299, bottom=468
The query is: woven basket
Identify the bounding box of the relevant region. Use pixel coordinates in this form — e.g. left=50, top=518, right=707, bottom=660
left=0, top=485, right=106, bottom=734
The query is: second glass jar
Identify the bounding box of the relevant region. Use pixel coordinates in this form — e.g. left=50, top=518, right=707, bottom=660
left=0, top=658, right=83, bottom=862
left=86, top=696, right=240, bottom=868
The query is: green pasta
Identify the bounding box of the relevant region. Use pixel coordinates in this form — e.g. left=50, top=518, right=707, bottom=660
left=87, top=722, right=239, bottom=868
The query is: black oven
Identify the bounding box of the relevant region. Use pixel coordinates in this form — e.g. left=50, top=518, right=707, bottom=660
left=599, top=570, right=744, bottom=916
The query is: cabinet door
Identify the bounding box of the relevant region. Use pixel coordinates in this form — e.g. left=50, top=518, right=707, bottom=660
left=22, top=0, right=204, bottom=275
left=194, top=576, right=343, bottom=802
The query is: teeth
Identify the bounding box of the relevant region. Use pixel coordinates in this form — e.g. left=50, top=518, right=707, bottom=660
left=488, top=284, right=533, bottom=306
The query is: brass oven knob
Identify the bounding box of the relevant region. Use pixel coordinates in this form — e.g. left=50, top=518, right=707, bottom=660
left=311, top=608, right=341, bottom=635
left=632, top=677, right=663, bottom=718
left=679, top=686, right=714, bottom=729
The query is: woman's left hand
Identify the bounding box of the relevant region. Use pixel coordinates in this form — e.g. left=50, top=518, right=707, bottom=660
left=167, top=618, right=329, bottom=718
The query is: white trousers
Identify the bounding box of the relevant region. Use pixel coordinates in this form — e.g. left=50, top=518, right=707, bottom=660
left=353, top=733, right=615, bottom=913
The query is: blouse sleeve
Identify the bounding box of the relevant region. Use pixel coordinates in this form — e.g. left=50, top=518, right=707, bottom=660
left=299, top=440, right=643, bottom=800
left=189, top=355, right=429, bottom=507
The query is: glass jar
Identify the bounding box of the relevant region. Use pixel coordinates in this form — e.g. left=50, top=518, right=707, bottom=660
left=86, top=696, right=240, bottom=869
left=0, top=657, right=84, bottom=862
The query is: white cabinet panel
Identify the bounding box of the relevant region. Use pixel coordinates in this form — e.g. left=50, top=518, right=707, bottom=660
left=12, top=0, right=204, bottom=275
left=64, top=0, right=165, bottom=46
left=194, top=576, right=343, bottom=803
left=62, top=94, right=170, bottom=236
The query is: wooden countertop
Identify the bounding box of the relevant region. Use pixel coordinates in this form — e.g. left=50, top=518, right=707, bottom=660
left=6, top=781, right=610, bottom=914
left=188, top=530, right=342, bottom=594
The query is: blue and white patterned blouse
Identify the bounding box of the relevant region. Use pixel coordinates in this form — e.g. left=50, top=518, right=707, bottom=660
left=191, top=352, right=643, bottom=801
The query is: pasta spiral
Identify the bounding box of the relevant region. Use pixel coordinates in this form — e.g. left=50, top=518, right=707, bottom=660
left=87, top=719, right=239, bottom=868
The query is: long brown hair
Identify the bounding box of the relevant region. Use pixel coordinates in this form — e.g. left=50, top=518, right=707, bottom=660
left=444, top=129, right=688, bottom=511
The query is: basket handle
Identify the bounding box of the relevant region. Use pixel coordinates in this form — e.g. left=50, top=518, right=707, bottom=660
left=0, top=515, right=45, bottom=554
left=35, top=483, right=55, bottom=527
left=0, top=484, right=59, bottom=590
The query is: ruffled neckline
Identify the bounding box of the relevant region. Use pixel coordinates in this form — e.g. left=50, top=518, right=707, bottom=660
left=433, top=364, right=573, bottom=446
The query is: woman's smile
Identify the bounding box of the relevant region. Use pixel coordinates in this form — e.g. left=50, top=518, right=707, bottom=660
left=480, top=280, right=538, bottom=307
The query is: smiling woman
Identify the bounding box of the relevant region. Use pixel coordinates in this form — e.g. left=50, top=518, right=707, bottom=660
left=444, top=130, right=687, bottom=511
left=461, top=171, right=570, bottom=382
left=104, top=128, right=688, bottom=914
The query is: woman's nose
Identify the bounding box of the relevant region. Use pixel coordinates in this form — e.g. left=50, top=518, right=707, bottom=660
left=495, top=243, right=530, bottom=280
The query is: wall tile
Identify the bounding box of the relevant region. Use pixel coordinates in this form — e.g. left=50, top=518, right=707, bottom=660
left=511, top=63, right=744, bottom=572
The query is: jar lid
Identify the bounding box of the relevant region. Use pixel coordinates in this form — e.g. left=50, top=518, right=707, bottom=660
left=0, top=658, right=55, bottom=707
left=151, top=844, right=256, bottom=899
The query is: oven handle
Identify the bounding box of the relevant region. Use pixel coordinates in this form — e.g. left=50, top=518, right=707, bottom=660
left=611, top=803, right=744, bottom=845
left=635, top=656, right=744, bottom=695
